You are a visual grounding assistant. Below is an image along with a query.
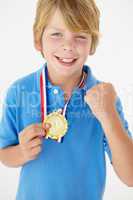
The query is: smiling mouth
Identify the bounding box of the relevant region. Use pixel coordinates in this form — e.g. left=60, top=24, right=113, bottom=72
left=55, top=56, right=78, bottom=66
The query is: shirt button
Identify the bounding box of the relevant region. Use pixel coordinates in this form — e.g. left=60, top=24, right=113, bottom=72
left=53, top=89, right=58, bottom=94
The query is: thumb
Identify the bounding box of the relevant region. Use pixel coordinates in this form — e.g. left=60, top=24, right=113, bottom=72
left=43, top=123, right=51, bottom=130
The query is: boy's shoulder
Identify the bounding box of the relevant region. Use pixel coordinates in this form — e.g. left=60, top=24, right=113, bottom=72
left=4, top=65, right=43, bottom=104
left=9, top=65, right=43, bottom=92
left=83, top=64, right=101, bottom=90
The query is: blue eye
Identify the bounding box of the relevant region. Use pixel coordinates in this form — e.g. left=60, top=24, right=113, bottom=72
left=51, top=33, right=62, bottom=36
left=76, top=36, right=86, bottom=39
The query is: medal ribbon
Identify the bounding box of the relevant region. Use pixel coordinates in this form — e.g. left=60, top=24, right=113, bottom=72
left=40, top=66, right=87, bottom=123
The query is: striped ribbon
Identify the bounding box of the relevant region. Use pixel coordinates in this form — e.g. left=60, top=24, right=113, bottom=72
left=40, top=66, right=87, bottom=124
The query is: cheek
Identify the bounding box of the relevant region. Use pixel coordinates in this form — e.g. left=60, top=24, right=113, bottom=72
left=75, top=39, right=91, bottom=53
left=46, top=38, right=62, bottom=49
left=42, top=37, right=60, bottom=53
left=77, top=44, right=91, bottom=57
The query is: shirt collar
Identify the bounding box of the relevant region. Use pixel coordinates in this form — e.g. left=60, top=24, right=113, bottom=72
left=82, top=65, right=100, bottom=93
left=37, top=62, right=99, bottom=93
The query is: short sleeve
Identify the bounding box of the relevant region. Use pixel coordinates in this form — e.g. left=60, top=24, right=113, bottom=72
left=0, top=83, right=19, bottom=149
left=103, top=96, right=133, bottom=164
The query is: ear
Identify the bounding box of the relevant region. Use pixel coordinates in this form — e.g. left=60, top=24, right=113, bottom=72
left=89, top=50, right=94, bottom=56
left=34, top=41, right=42, bottom=52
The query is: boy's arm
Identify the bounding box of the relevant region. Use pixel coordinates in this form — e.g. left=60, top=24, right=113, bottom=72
left=0, top=144, right=27, bottom=168
left=100, top=109, right=133, bottom=187
left=85, top=82, right=133, bottom=187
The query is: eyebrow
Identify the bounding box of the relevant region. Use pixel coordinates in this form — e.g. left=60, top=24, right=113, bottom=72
left=49, top=27, right=88, bottom=35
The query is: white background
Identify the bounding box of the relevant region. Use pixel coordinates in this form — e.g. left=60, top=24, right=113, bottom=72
left=0, top=0, right=133, bottom=199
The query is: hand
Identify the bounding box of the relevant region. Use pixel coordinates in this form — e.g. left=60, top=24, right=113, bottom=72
left=84, top=82, right=117, bottom=121
left=18, top=123, right=51, bottom=162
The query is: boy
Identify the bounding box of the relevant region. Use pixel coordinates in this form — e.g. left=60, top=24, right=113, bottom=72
left=0, top=0, right=133, bottom=199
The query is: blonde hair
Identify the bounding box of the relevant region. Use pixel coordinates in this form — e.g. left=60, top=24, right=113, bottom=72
left=33, top=0, right=100, bottom=55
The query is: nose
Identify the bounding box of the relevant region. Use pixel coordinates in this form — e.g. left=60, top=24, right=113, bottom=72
left=62, top=38, right=75, bottom=52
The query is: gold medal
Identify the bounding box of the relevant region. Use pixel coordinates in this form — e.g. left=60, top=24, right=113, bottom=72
left=43, top=111, right=68, bottom=141
left=40, top=65, right=86, bottom=143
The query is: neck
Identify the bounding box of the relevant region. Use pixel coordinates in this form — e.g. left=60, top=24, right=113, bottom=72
left=47, top=67, right=83, bottom=95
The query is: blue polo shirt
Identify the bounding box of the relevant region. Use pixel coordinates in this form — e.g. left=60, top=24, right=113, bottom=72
left=0, top=63, right=132, bottom=200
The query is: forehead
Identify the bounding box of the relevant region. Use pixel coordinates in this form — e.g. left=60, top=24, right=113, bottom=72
left=47, top=26, right=67, bottom=31
left=46, top=9, right=69, bottom=30
left=45, top=26, right=89, bottom=36
left=45, top=8, right=90, bottom=35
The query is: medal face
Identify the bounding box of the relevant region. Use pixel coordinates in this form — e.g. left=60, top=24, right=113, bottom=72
left=43, top=111, right=68, bottom=140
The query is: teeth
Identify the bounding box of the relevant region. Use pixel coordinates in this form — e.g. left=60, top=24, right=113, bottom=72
left=55, top=56, right=77, bottom=63
left=60, top=58, right=75, bottom=63
left=60, top=59, right=74, bottom=63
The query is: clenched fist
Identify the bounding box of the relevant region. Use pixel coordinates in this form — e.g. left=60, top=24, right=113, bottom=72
left=84, top=82, right=117, bottom=121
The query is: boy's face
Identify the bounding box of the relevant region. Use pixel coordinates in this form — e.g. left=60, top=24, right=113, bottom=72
left=39, top=9, right=92, bottom=76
